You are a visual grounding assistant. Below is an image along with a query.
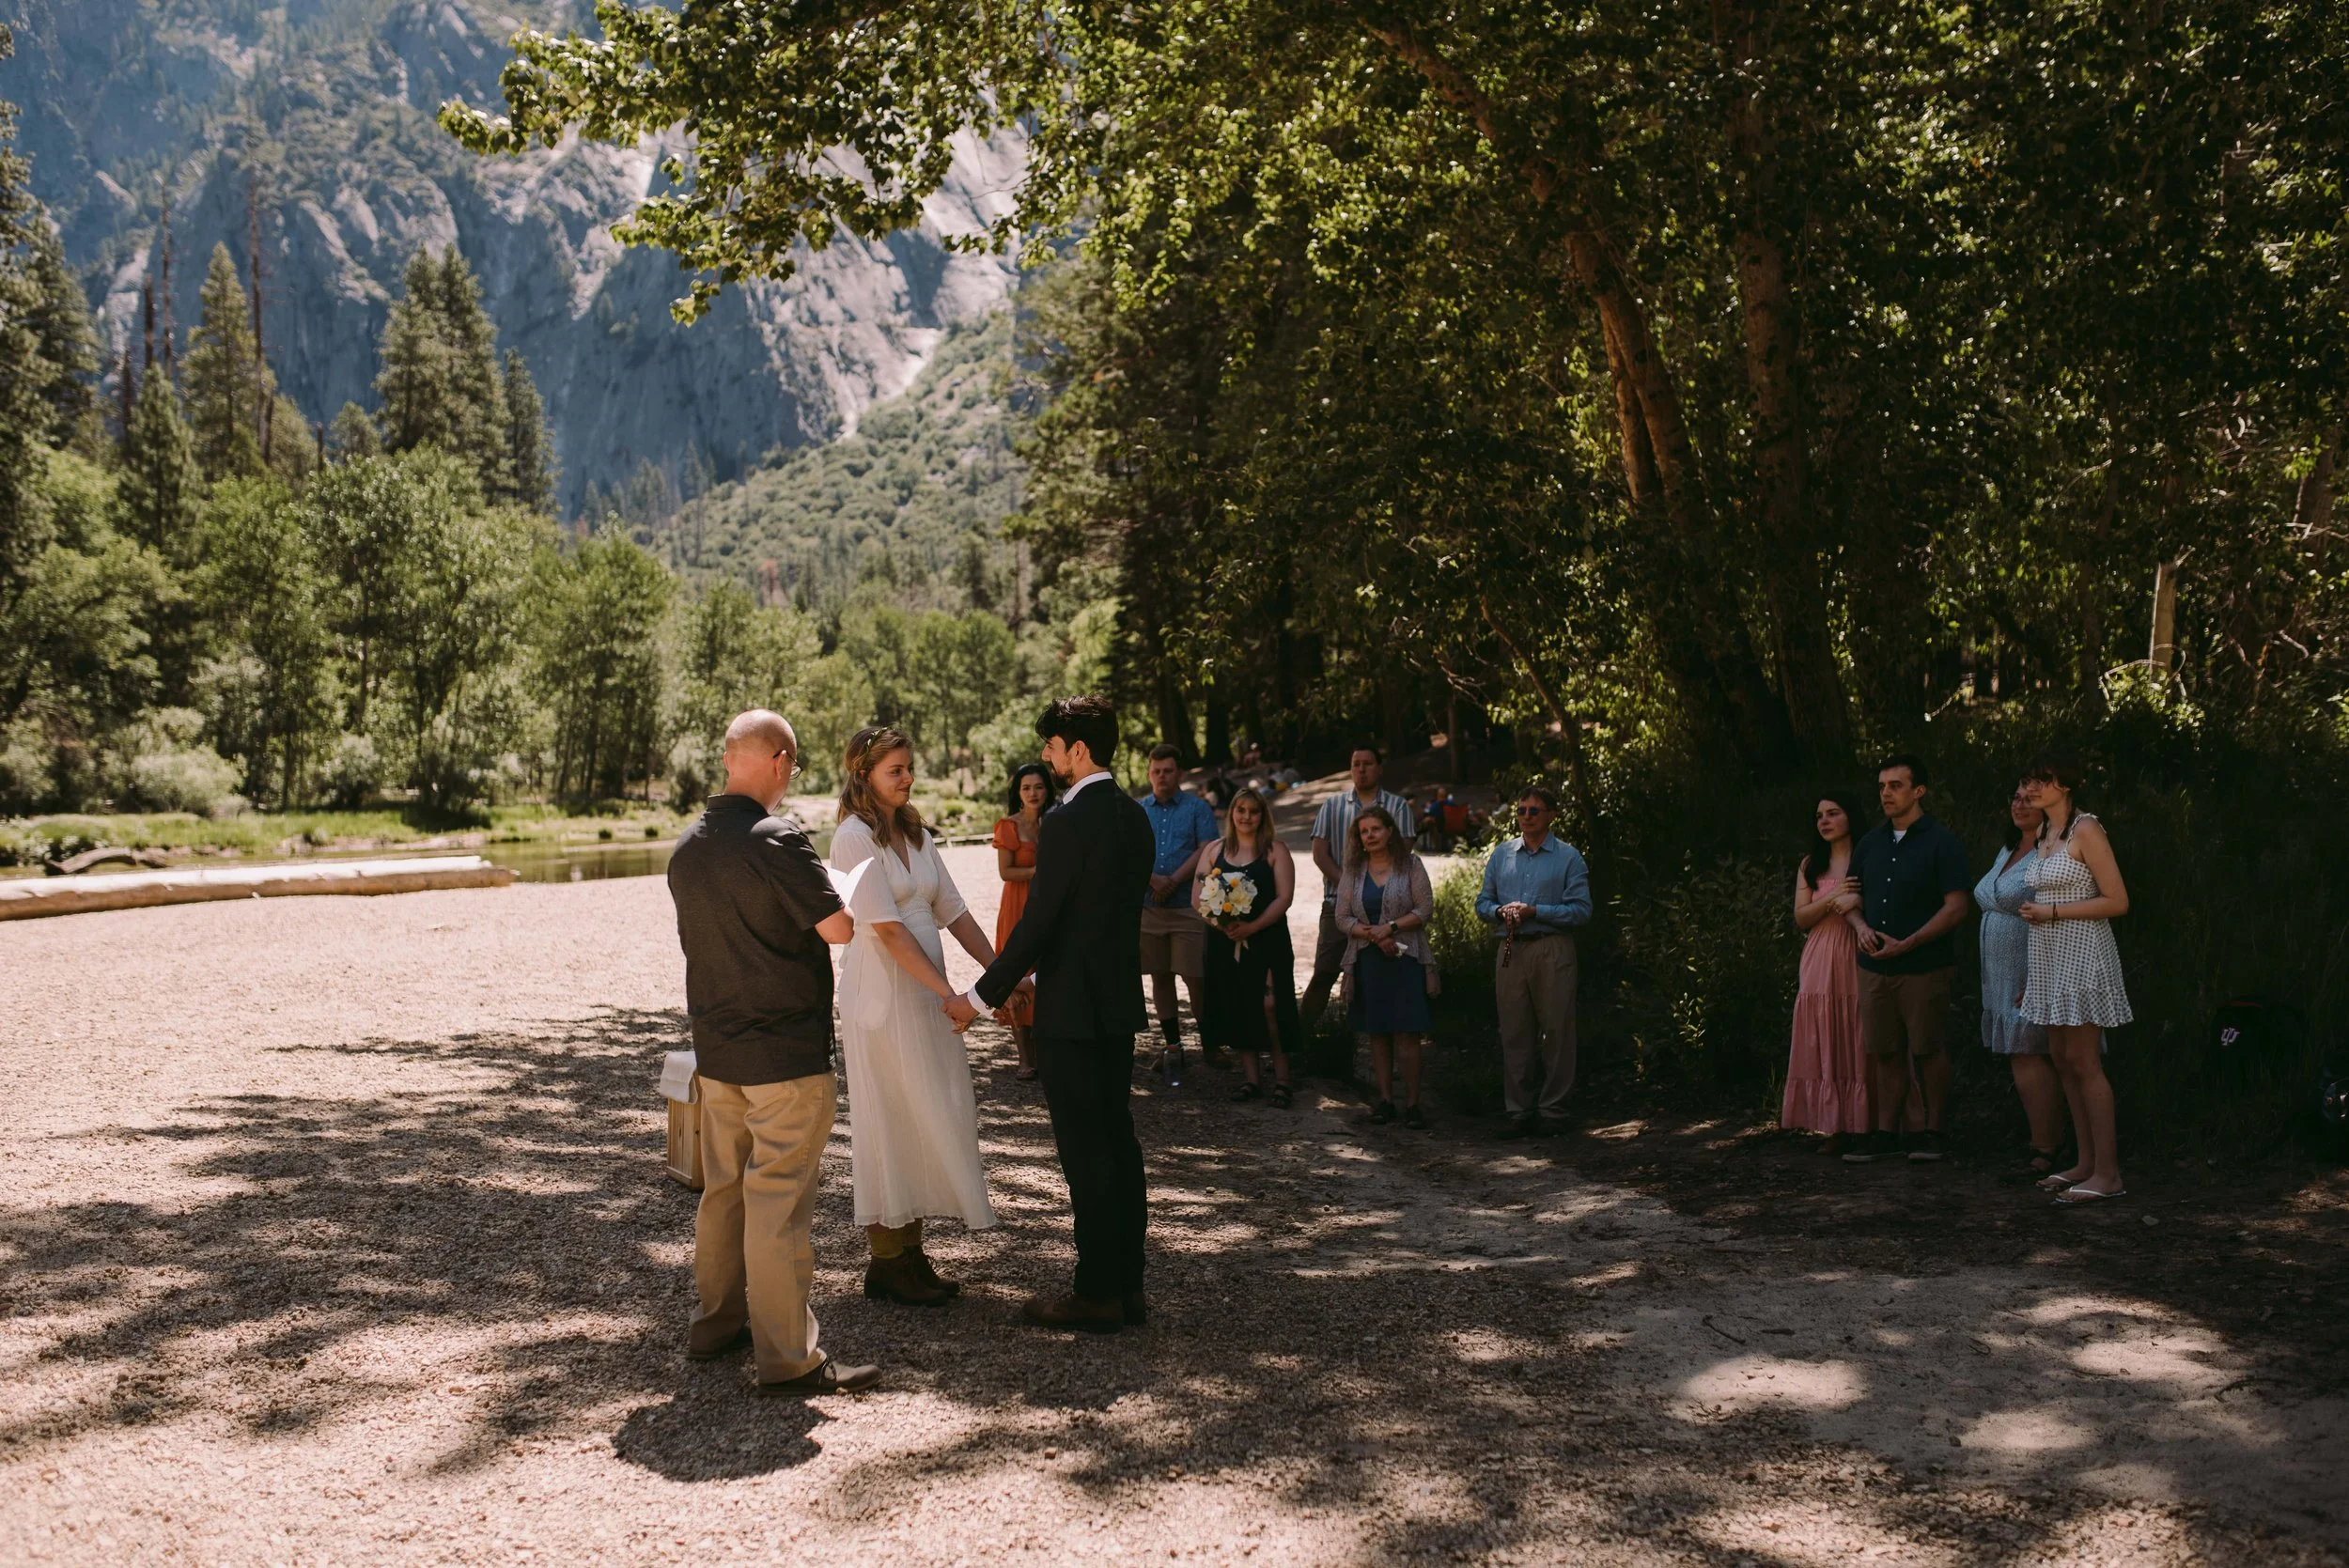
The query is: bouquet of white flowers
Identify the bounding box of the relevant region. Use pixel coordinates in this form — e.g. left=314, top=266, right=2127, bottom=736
left=1196, top=867, right=1258, bottom=954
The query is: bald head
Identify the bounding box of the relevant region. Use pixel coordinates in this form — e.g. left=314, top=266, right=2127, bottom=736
left=721, top=709, right=799, bottom=809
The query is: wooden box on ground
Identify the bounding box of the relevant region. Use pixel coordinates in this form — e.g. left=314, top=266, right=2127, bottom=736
left=661, top=1050, right=704, bottom=1191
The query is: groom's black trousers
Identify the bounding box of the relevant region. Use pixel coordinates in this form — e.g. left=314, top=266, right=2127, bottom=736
left=1033, top=1032, right=1147, bottom=1298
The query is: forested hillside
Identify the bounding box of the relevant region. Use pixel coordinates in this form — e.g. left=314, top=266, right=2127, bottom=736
left=0, top=0, right=1025, bottom=511
left=591, top=314, right=1026, bottom=621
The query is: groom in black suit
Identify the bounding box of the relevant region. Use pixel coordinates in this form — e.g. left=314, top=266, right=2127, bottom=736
left=946, top=695, right=1157, bottom=1331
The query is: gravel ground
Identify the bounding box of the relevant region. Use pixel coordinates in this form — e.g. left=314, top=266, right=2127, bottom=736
left=3, top=843, right=2343, bottom=1565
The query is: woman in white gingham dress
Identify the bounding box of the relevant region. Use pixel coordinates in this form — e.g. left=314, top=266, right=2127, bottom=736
left=2017, top=756, right=2132, bottom=1204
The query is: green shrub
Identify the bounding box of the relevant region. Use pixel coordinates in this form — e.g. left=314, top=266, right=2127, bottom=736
left=1610, top=853, right=1799, bottom=1097
left=319, top=734, right=383, bottom=810
left=1427, top=860, right=1500, bottom=992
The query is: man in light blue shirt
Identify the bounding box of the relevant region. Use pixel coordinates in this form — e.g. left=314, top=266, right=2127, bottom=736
left=1138, top=743, right=1220, bottom=1080
left=1475, top=785, right=1593, bottom=1137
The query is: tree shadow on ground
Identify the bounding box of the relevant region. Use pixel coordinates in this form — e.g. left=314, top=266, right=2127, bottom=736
left=1, top=1006, right=2338, bottom=1560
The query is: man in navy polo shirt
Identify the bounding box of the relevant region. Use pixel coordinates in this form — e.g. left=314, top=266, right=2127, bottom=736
left=1842, top=753, right=1971, bottom=1166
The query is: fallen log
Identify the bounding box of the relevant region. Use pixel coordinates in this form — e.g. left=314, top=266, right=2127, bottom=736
left=0, top=855, right=518, bottom=922
left=47, top=846, right=172, bottom=876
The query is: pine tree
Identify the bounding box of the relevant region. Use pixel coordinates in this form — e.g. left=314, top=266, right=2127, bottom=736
left=23, top=218, right=99, bottom=451
left=184, top=242, right=265, bottom=481
left=115, top=372, right=203, bottom=567
left=329, top=401, right=381, bottom=459
left=499, top=349, right=554, bottom=512
left=0, top=21, right=54, bottom=590
left=375, top=249, right=460, bottom=454
left=114, top=370, right=206, bottom=702
left=374, top=246, right=516, bottom=500
left=436, top=248, right=503, bottom=474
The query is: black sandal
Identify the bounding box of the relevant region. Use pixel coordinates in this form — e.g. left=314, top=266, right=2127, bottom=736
left=1270, top=1083, right=1293, bottom=1109
left=1231, top=1081, right=1263, bottom=1103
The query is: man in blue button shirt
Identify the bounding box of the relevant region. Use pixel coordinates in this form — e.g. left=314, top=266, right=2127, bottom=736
left=1475, top=785, right=1594, bottom=1137
left=1138, top=742, right=1221, bottom=1081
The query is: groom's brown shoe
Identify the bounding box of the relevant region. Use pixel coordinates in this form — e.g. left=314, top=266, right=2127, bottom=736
left=1021, top=1291, right=1124, bottom=1333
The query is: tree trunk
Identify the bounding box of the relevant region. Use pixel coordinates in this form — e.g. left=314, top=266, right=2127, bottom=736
left=1204, top=688, right=1230, bottom=767
left=1155, top=666, right=1194, bottom=764
left=1716, top=0, right=1851, bottom=767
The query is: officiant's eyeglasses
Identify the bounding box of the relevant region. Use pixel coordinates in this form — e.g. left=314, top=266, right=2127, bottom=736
left=772, top=748, right=800, bottom=777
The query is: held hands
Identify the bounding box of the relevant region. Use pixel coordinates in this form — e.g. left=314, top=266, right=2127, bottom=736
left=941, top=993, right=980, bottom=1032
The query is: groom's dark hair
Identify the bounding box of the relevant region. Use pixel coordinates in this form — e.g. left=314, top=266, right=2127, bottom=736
left=1036, top=695, right=1119, bottom=765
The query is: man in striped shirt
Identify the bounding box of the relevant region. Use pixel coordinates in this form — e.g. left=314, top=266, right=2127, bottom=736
left=1299, top=744, right=1418, bottom=1033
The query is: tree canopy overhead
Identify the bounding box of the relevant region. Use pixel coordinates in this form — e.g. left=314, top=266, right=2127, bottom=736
left=445, top=1, right=2349, bottom=790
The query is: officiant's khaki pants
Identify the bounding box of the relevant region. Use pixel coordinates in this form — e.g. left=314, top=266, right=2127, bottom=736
left=692, top=1074, right=833, bottom=1384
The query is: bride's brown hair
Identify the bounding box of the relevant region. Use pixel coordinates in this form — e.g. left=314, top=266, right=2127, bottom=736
left=837, top=724, right=927, bottom=852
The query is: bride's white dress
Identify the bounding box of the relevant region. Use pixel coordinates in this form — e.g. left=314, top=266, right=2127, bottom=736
left=830, top=815, right=998, bottom=1232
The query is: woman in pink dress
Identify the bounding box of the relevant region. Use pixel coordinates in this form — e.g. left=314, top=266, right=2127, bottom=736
left=1782, top=794, right=1874, bottom=1152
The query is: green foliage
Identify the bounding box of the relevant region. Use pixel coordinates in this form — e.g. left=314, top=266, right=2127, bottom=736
left=117, top=707, right=243, bottom=816
left=1610, top=856, right=1804, bottom=1099
left=195, top=477, right=338, bottom=807
left=1426, top=862, right=1501, bottom=995
left=667, top=577, right=821, bottom=799
left=533, top=536, right=672, bottom=801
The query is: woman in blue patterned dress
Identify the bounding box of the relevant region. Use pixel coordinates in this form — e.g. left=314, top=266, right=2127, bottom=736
left=1974, top=784, right=2068, bottom=1172
left=2017, top=754, right=2133, bottom=1204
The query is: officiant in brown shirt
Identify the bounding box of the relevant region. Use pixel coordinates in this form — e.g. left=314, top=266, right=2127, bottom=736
left=667, top=709, right=877, bottom=1395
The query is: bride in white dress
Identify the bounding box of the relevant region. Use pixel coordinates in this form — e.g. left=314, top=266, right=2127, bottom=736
left=831, top=724, right=1001, bottom=1306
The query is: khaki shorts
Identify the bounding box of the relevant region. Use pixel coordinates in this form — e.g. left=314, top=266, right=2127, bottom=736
left=1857, top=967, right=1953, bottom=1061
left=1140, top=904, right=1205, bottom=979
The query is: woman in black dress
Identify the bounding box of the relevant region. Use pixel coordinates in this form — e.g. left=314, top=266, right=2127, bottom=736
left=1190, top=786, right=1302, bottom=1106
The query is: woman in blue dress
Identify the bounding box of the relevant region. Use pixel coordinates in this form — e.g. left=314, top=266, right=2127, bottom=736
left=1974, top=783, right=2069, bottom=1173
left=1334, top=806, right=1437, bottom=1128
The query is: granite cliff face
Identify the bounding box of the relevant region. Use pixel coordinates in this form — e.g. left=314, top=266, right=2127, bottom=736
left=1, top=0, right=1025, bottom=511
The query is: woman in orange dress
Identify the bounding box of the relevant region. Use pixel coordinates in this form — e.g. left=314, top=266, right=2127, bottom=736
left=990, top=762, right=1055, bottom=1079
left=1781, top=793, right=1874, bottom=1152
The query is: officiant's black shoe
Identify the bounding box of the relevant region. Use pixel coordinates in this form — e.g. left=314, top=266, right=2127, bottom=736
left=864, top=1251, right=951, bottom=1307
left=757, top=1357, right=879, bottom=1396
left=908, top=1246, right=962, bottom=1298
left=685, top=1327, right=753, bottom=1361
left=1122, top=1292, right=1147, bottom=1327
left=1021, top=1291, right=1125, bottom=1333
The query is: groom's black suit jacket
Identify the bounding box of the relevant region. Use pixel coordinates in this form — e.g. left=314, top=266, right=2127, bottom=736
left=976, top=777, right=1155, bottom=1039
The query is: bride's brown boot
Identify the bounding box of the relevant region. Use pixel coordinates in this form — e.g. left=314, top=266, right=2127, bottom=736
left=863, top=1250, right=950, bottom=1307
left=908, top=1246, right=961, bottom=1298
